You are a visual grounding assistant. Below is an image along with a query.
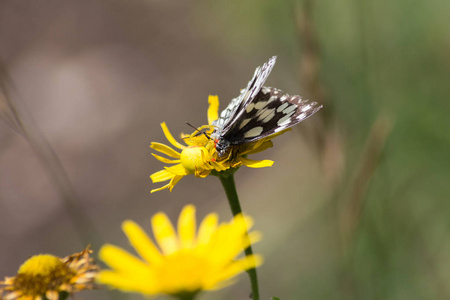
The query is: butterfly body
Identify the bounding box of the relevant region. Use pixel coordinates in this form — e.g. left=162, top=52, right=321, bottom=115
left=211, top=56, right=322, bottom=157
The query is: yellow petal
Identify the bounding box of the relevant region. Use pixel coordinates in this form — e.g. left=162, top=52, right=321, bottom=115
left=97, top=271, right=135, bottom=290
left=203, top=277, right=237, bottom=291
left=206, top=215, right=256, bottom=263
left=178, top=205, right=196, bottom=249
left=168, top=175, right=184, bottom=192
left=151, top=153, right=181, bottom=164
left=164, top=164, right=188, bottom=176
left=217, top=254, right=263, bottom=282
left=233, top=214, right=254, bottom=230
left=98, top=245, right=149, bottom=274
left=207, top=95, right=219, bottom=125
left=197, top=213, right=218, bottom=245
left=238, top=157, right=274, bottom=168
left=97, top=270, right=157, bottom=294
left=242, top=140, right=273, bottom=155
left=150, top=183, right=170, bottom=193
left=122, top=221, right=163, bottom=265
left=195, top=166, right=212, bottom=177
left=268, top=128, right=291, bottom=138
left=241, top=231, right=263, bottom=249
left=152, top=212, right=179, bottom=255
left=150, top=142, right=181, bottom=159
left=160, top=122, right=186, bottom=150
left=211, top=160, right=230, bottom=171
left=150, top=169, right=175, bottom=183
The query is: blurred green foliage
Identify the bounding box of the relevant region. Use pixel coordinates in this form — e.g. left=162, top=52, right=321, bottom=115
left=197, top=0, right=450, bottom=299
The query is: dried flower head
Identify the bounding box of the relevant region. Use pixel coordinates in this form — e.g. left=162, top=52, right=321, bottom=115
left=0, top=247, right=98, bottom=300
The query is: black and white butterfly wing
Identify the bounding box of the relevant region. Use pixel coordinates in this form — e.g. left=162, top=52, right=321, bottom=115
left=212, top=56, right=277, bottom=137
left=211, top=56, right=322, bottom=157
left=221, top=87, right=322, bottom=145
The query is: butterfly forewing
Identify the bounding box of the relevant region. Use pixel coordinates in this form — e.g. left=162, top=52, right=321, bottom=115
left=211, top=56, right=322, bottom=157
left=213, top=56, right=277, bottom=136
left=222, top=87, right=322, bottom=145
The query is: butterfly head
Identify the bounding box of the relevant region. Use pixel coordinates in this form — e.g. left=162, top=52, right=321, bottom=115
left=214, top=138, right=231, bottom=158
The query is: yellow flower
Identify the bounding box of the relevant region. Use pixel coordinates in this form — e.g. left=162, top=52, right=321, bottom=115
left=0, top=247, right=98, bottom=300
left=97, top=204, right=262, bottom=299
left=150, top=95, right=288, bottom=193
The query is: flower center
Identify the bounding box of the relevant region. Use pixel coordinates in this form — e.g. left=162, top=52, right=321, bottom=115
left=14, top=254, right=74, bottom=296
left=18, top=255, right=62, bottom=276
left=180, top=146, right=210, bottom=174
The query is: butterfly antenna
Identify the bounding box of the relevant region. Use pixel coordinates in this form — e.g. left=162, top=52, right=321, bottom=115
left=185, top=122, right=199, bottom=132
left=185, top=122, right=211, bottom=139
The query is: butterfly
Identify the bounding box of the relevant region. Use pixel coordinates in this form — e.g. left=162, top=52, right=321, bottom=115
left=210, top=56, right=323, bottom=157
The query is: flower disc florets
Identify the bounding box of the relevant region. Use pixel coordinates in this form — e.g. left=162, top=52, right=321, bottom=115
left=14, top=255, right=73, bottom=297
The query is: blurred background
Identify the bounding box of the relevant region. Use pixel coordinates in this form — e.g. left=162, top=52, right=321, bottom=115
left=1, top=0, right=449, bottom=299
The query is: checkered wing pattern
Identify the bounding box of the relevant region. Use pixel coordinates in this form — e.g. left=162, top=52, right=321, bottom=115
left=211, top=56, right=322, bottom=156
left=221, top=87, right=322, bottom=145
left=212, top=56, right=277, bottom=135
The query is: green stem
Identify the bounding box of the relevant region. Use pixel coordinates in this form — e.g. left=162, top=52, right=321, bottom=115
left=56, top=292, right=69, bottom=300
left=175, top=291, right=198, bottom=300
left=219, top=173, right=260, bottom=300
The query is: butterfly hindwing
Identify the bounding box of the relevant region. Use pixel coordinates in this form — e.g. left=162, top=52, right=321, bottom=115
left=222, top=87, right=322, bottom=145
left=211, top=56, right=322, bottom=157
